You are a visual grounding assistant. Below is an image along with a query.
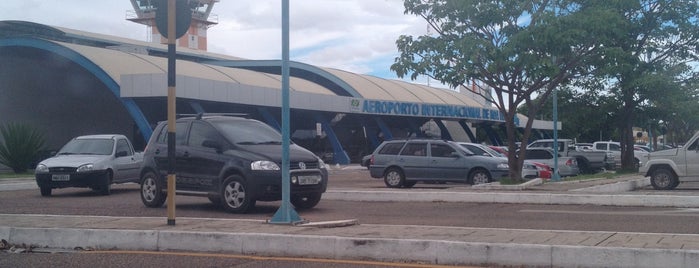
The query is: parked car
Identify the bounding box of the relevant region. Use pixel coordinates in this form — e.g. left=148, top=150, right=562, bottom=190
left=34, top=134, right=143, bottom=196
left=488, top=145, right=509, bottom=156
left=635, top=145, right=651, bottom=153
left=139, top=114, right=328, bottom=213
left=532, top=162, right=552, bottom=179
left=360, top=154, right=372, bottom=169
left=368, top=139, right=509, bottom=187
left=592, top=141, right=648, bottom=169
left=458, top=142, right=538, bottom=179
left=528, top=139, right=612, bottom=174
left=639, top=131, right=699, bottom=190
left=519, top=148, right=580, bottom=177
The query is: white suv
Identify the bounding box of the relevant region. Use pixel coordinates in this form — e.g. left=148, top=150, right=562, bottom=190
left=592, top=141, right=647, bottom=169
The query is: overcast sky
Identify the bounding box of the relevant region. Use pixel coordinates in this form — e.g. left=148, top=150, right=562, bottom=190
left=2, top=0, right=433, bottom=84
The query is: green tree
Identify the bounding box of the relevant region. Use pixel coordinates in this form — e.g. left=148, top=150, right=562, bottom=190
left=0, top=123, right=46, bottom=173
left=588, top=0, right=699, bottom=169
left=392, top=0, right=622, bottom=180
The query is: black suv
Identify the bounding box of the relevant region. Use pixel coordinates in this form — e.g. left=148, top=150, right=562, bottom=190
left=139, top=114, right=328, bottom=213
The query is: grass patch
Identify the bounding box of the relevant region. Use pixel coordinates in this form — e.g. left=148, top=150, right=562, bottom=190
left=0, top=171, right=34, bottom=180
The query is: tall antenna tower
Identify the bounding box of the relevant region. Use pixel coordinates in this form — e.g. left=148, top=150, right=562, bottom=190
left=126, top=0, right=219, bottom=50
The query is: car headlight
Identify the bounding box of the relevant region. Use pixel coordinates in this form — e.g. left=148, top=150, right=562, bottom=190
left=497, top=162, right=509, bottom=169
left=77, top=164, right=94, bottom=173
left=251, top=160, right=280, bottom=171
left=35, top=164, right=49, bottom=173
left=318, top=158, right=328, bottom=170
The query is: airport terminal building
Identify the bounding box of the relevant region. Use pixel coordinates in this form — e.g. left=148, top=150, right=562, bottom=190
left=0, top=20, right=553, bottom=164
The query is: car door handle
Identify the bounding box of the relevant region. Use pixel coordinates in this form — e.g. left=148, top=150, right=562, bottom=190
left=154, top=149, right=161, bottom=155
left=182, top=151, right=190, bottom=158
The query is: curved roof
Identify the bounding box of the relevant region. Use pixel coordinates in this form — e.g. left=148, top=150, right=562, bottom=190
left=324, top=68, right=483, bottom=106
left=0, top=20, right=488, bottom=108
left=58, top=41, right=336, bottom=95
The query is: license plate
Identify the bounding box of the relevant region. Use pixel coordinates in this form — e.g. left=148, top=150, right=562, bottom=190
left=297, top=175, right=321, bottom=185
left=52, top=174, right=70, bottom=181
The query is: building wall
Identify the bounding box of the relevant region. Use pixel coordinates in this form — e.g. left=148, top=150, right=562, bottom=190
left=0, top=47, right=141, bottom=151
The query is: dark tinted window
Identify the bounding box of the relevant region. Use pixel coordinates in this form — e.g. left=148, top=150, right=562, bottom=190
left=525, top=150, right=552, bottom=159
left=595, top=143, right=606, bottom=150
left=156, top=122, right=188, bottom=145
left=378, top=142, right=405, bottom=155
left=115, top=139, right=133, bottom=156
left=212, top=120, right=282, bottom=145
left=431, top=143, right=456, bottom=158
left=609, top=143, right=621, bottom=151
left=188, top=121, right=222, bottom=148
left=400, top=142, right=427, bottom=157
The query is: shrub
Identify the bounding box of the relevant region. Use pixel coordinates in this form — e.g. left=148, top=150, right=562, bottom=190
left=0, top=123, right=46, bottom=173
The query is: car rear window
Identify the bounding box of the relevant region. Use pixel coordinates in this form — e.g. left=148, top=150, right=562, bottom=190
left=378, top=142, right=405, bottom=155
left=400, top=142, right=427, bottom=156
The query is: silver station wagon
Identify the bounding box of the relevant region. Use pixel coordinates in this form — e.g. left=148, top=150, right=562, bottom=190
left=368, top=139, right=509, bottom=188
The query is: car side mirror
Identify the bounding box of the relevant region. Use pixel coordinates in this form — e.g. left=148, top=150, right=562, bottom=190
left=202, top=140, right=223, bottom=153
left=451, top=151, right=462, bottom=158
left=115, top=151, right=128, bottom=157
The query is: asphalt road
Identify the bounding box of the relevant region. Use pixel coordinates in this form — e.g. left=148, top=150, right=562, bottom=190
left=1, top=250, right=477, bottom=268
left=2, top=168, right=699, bottom=234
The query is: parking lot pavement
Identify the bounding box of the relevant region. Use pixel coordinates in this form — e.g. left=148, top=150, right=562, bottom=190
left=3, top=169, right=699, bottom=267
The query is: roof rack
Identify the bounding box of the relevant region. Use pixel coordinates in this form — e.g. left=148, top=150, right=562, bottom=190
left=176, top=113, right=249, bottom=119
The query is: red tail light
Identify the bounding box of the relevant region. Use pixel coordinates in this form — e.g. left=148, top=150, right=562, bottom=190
left=565, top=159, right=573, bottom=166
left=370, top=155, right=374, bottom=165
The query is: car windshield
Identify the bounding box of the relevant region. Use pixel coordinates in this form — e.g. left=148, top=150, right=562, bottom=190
left=58, top=138, right=114, bottom=155
left=480, top=145, right=504, bottom=157
left=213, top=120, right=284, bottom=145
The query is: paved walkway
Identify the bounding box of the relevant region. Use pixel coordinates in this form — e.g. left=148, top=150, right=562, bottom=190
left=2, top=172, right=699, bottom=267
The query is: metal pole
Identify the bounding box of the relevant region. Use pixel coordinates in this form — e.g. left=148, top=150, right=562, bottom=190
left=270, top=0, right=302, bottom=224
left=166, top=0, right=177, bottom=226
left=552, top=86, right=561, bottom=181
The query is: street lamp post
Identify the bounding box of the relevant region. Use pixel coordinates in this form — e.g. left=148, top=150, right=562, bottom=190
left=552, top=86, right=561, bottom=181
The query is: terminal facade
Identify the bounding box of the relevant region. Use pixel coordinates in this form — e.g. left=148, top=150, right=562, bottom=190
left=0, top=20, right=553, bottom=164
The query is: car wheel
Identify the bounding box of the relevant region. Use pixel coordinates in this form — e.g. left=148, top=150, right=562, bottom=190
left=469, top=169, right=491, bottom=185
left=291, top=193, right=322, bottom=210
left=221, top=175, right=255, bottom=213
left=383, top=168, right=405, bottom=188
left=98, top=171, right=112, bottom=196
left=577, top=159, right=592, bottom=174
left=403, top=180, right=417, bottom=188
left=140, top=171, right=167, bottom=207
left=650, top=168, right=678, bottom=190
left=39, top=186, right=51, bottom=196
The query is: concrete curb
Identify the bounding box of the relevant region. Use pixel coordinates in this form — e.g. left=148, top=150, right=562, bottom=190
left=3, top=226, right=698, bottom=268
left=324, top=190, right=699, bottom=207
left=571, top=177, right=651, bottom=192
left=471, top=178, right=543, bottom=190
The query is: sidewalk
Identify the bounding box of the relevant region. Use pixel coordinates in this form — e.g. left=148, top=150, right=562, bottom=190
left=2, top=173, right=699, bottom=267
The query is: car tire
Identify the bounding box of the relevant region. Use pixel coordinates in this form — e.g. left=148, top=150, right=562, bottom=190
left=220, top=175, right=255, bottom=213
left=650, top=168, right=678, bottom=190
left=140, top=171, right=167, bottom=207
left=39, top=186, right=51, bottom=196
left=383, top=168, right=405, bottom=188
left=98, top=171, right=112, bottom=196
left=577, top=159, right=592, bottom=174
left=469, top=169, right=491, bottom=185
left=291, top=193, right=322, bottom=210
